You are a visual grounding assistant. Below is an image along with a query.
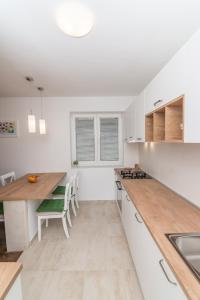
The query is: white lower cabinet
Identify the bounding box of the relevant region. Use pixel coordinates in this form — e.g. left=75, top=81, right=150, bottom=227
left=5, top=274, right=23, bottom=300
left=121, top=192, right=187, bottom=300
left=121, top=190, right=130, bottom=235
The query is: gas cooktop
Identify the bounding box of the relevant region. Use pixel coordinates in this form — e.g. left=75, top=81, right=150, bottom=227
left=120, top=169, right=152, bottom=179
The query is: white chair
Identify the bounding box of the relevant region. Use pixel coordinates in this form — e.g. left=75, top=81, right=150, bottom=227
left=0, top=171, right=16, bottom=186
left=0, top=171, right=16, bottom=222
left=73, top=173, right=80, bottom=209
left=36, top=181, right=72, bottom=241
left=70, top=175, right=77, bottom=217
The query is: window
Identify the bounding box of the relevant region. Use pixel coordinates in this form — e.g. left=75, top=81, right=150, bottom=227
left=71, top=113, right=122, bottom=166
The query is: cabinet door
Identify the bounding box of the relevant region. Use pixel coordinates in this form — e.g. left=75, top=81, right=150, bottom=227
left=5, top=275, right=23, bottom=300
left=124, top=107, right=130, bottom=141
left=121, top=190, right=128, bottom=232
left=145, top=83, right=170, bottom=114
left=132, top=207, right=187, bottom=300
left=145, top=87, right=163, bottom=114
left=125, top=102, right=135, bottom=142
left=129, top=102, right=135, bottom=141
left=125, top=198, right=138, bottom=260
left=135, top=93, right=145, bottom=142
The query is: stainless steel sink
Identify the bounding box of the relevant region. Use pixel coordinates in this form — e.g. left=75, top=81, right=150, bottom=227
left=166, top=233, right=200, bottom=281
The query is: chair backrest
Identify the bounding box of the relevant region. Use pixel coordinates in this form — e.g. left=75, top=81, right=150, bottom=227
left=72, top=172, right=79, bottom=195
left=75, top=173, right=79, bottom=191
left=0, top=171, right=16, bottom=186
left=64, top=181, right=72, bottom=212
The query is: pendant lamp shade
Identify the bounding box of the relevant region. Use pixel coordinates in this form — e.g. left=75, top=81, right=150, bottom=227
left=28, top=113, right=36, bottom=133
left=39, top=119, right=46, bottom=135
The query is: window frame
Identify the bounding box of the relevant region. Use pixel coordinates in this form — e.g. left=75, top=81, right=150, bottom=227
left=71, top=113, right=123, bottom=167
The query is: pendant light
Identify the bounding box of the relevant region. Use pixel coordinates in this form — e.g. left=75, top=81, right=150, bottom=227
left=38, top=87, right=46, bottom=135
left=26, top=76, right=36, bottom=133
left=28, top=112, right=36, bottom=133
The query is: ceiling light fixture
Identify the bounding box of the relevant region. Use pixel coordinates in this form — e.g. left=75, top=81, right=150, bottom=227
left=26, top=76, right=36, bottom=133
left=37, top=87, right=46, bottom=135
left=56, top=1, right=94, bottom=37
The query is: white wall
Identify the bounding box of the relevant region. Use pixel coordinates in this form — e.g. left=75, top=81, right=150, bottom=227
left=0, top=97, right=139, bottom=200
left=138, top=28, right=200, bottom=207
left=139, top=143, right=200, bottom=207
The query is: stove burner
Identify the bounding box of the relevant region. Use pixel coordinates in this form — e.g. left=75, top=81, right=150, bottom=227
left=120, top=169, right=152, bottom=179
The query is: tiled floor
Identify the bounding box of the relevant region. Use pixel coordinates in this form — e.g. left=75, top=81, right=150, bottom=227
left=19, top=201, right=144, bottom=300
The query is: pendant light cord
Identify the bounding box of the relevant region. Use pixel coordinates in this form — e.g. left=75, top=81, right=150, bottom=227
left=40, top=90, right=43, bottom=119
left=38, top=87, right=44, bottom=119
left=25, top=76, right=34, bottom=114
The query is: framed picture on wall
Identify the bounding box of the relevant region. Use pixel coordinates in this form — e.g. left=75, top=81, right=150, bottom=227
left=0, top=120, right=19, bottom=137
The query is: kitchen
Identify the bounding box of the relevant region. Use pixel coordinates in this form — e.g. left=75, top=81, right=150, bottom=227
left=1, top=0, right=200, bottom=299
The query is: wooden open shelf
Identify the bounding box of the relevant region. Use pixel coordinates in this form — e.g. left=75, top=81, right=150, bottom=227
left=153, top=108, right=165, bottom=142
left=165, top=97, right=183, bottom=142
left=145, top=95, right=184, bottom=143
left=145, top=114, right=153, bottom=142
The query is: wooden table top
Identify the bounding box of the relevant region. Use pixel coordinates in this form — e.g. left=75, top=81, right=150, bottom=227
left=0, top=172, right=66, bottom=201
left=119, top=175, right=200, bottom=300
left=0, top=262, right=22, bottom=300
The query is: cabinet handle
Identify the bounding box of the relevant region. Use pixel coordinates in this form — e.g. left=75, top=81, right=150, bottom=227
left=126, top=195, right=130, bottom=201
left=159, top=259, right=177, bottom=286
left=135, top=212, right=143, bottom=223
left=137, top=138, right=142, bottom=141
left=154, top=99, right=163, bottom=107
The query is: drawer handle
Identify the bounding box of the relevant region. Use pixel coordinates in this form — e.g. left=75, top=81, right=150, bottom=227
left=154, top=99, right=163, bottom=107
left=159, top=259, right=177, bottom=286
left=126, top=195, right=130, bottom=201
left=115, top=181, right=122, bottom=191
left=135, top=212, right=143, bottom=223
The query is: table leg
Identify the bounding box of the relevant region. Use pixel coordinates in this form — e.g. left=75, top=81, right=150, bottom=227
left=4, top=200, right=41, bottom=252
left=4, top=201, right=29, bottom=252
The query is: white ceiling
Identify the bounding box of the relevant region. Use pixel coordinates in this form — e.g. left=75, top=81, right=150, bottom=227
left=0, top=0, right=200, bottom=97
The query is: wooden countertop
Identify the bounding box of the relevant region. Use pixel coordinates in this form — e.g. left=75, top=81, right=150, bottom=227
left=0, top=172, right=66, bottom=201
left=0, top=262, right=22, bottom=300
left=119, top=176, right=200, bottom=300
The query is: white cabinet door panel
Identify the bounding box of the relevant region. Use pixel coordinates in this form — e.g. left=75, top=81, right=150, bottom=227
left=121, top=194, right=187, bottom=300
left=5, top=275, right=23, bottom=300
left=125, top=102, right=135, bottom=142
left=130, top=202, right=187, bottom=300
left=135, top=93, right=145, bottom=142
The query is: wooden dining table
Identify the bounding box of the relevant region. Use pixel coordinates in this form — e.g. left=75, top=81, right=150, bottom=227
left=0, top=172, right=66, bottom=252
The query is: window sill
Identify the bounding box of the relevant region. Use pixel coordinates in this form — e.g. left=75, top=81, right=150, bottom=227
left=71, top=163, right=123, bottom=169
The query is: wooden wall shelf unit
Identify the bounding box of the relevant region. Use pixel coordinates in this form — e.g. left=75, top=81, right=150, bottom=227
left=145, top=95, right=184, bottom=143
left=145, top=114, right=153, bottom=142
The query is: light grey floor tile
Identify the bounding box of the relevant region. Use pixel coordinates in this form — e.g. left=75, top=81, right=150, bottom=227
left=20, top=202, right=143, bottom=300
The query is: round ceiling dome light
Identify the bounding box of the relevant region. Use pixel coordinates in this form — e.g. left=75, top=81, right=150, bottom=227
left=56, top=2, right=94, bottom=37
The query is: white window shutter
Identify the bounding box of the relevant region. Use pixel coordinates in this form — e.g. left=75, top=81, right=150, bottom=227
left=100, top=117, right=119, bottom=161
left=75, top=118, right=95, bottom=161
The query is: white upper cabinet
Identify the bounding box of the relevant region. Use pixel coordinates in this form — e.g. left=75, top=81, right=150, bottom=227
left=125, top=101, right=135, bottom=142
left=125, top=94, right=145, bottom=143
left=145, top=83, right=172, bottom=114
left=135, top=92, right=145, bottom=142
left=144, top=29, right=200, bottom=142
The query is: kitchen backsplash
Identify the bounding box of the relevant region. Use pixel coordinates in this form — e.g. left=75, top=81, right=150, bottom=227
left=139, top=143, right=200, bottom=208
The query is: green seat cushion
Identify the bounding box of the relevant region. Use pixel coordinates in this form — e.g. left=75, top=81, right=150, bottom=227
left=52, top=185, right=65, bottom=195
left=0, top=202, right=4, bottom=215
left=37, top=199, right=64, bottom=213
